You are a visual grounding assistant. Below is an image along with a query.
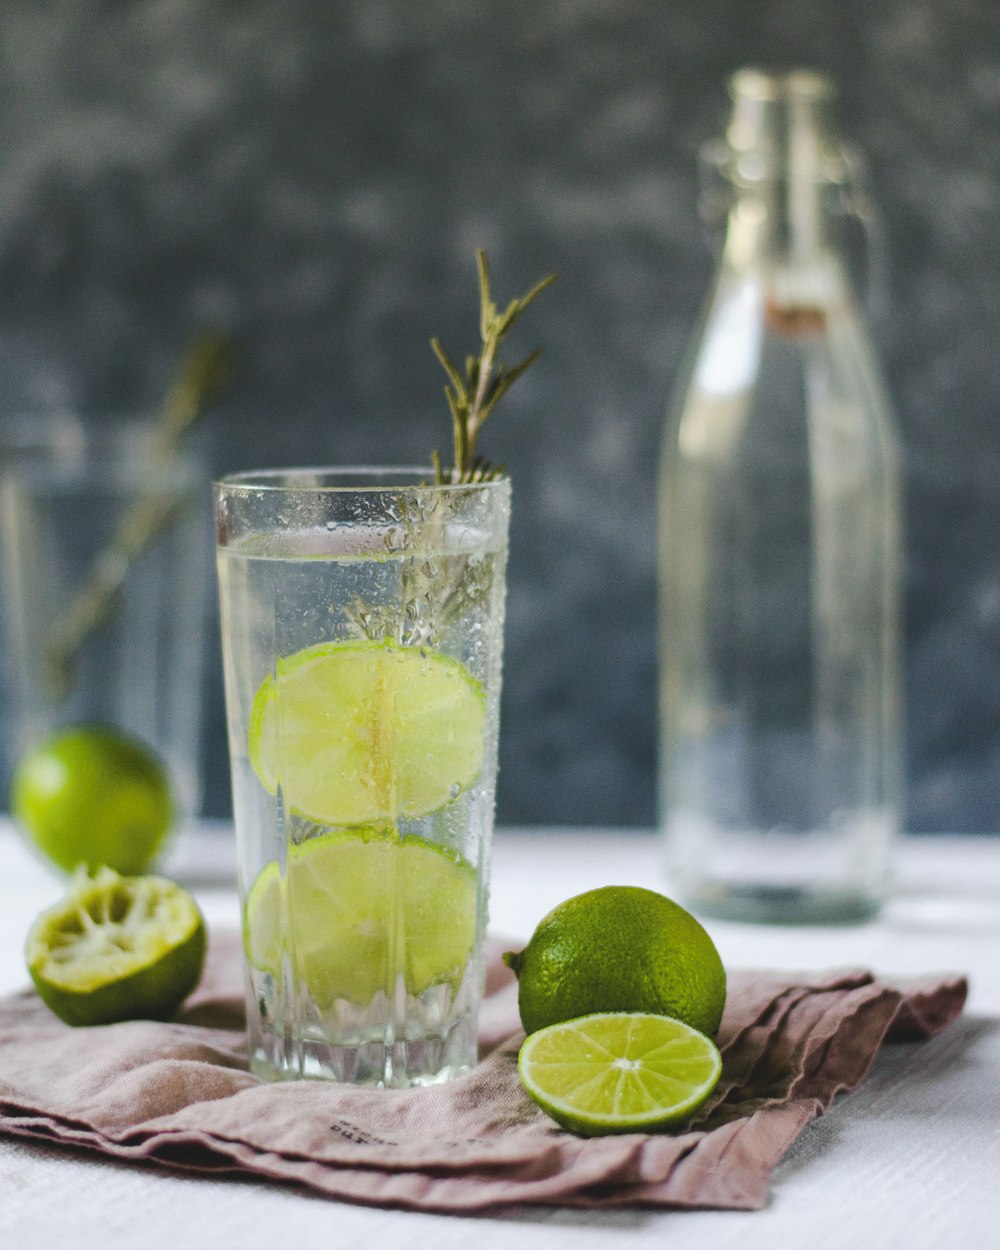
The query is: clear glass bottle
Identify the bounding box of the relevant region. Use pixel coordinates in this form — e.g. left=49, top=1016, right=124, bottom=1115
left=658, top=69, right=902, bottom=924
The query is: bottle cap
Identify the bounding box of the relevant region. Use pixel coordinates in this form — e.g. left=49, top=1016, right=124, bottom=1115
left=712, top=68, right=847, bottom=188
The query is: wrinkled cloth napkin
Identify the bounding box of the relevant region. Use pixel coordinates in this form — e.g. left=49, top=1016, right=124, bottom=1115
left=0, top=932, right=966, bottom=1213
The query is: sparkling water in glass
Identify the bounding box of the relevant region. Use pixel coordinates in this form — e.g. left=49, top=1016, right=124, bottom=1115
left=215, top=469, right=510, bottom=1086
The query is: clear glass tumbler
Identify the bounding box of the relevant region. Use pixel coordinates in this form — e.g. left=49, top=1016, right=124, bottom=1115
left=214, top=468, right=510, bottom=1086
left=0, top=417, right=211, bottom=822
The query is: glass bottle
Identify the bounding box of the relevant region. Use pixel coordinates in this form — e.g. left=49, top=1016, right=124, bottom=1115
left=658, top=69, right=902, bottom=924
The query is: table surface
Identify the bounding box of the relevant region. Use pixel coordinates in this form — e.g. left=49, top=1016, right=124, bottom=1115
left=1, top=820, right=997, bottom=1250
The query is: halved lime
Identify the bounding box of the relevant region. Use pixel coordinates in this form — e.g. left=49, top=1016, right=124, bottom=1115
left=243, top=830, right=477, bottom=1007
left=248, top=640, right=486, bottom=826
left=517, top=1011, right=723, bottom=1136
left=25, top=866, right=206, bottom=1027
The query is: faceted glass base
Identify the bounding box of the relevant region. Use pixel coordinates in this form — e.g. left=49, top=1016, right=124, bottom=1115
left=249, top=1018, right=477, bottom=1087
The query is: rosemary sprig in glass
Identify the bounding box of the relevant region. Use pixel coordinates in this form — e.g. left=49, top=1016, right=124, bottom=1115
left=347, top=250, right=555, bottom=645
left=430, top=249, right=556, bottom=485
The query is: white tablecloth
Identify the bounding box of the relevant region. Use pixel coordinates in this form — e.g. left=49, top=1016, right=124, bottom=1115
left=1, top=821, right=998, bottom=1250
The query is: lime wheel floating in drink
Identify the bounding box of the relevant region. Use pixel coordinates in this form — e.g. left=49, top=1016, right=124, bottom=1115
left=248, top=639, right=486, bottom=826
left=243, top=830, right=477, bottom=1007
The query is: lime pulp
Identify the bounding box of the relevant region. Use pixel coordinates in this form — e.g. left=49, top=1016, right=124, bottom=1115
left=517, top=1011, right=723, bottom=1136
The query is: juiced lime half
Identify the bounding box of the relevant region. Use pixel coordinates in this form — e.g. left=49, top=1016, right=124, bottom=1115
left=517, top=1011, right=722, bottom=1136
left=248, top=640, right=486, bottom=826
left=243, top=829, right=477, bottom=1007
left=25, top=866, right=206, bottom=1027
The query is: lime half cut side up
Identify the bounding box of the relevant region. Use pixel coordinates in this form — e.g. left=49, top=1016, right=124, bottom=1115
left=243, top=829, right=478, bottom=1008
left=25, top=866, right=206, bottom=1027
left=248, top=640, right=486, bottom=826
left=517, top=1011, right=723, bottom=1137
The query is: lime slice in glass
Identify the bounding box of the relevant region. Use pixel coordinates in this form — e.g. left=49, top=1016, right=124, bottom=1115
left=243, top=830, right=477, bottom=1007
left=243, top=858, right=282, bottom=974
left=25, top=866, right=206, bottom=1027
left=517, top=1011, right=723, bottom=1136
left=248, top=640, right=486, bottom=826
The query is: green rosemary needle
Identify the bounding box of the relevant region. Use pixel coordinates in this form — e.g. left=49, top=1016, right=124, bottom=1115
left=431, top=249, right=556, bottom=484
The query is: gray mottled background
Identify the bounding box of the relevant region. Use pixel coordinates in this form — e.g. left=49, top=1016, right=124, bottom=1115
left=1, top=1, right=999, bottom=832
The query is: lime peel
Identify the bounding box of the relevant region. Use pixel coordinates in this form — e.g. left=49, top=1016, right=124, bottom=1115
left=517, top=1011, right=723, bottom=1136
left=505, top=885, right=727, bottom=1038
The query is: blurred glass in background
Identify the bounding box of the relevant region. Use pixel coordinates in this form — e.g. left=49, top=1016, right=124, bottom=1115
left=0, top=415, right=212, bottom=830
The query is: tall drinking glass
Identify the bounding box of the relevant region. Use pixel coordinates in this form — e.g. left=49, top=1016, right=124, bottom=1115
left=215, top=468, right=510, bottom=1086
left=0, top=418, right=210, bottom=823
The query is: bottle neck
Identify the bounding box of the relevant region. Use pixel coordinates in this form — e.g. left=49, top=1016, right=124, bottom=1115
left=722, top=177, right=830, bottom=266
left=715, top=69, right=844, bottom=277
left=723, top=186, right=844, bottom=335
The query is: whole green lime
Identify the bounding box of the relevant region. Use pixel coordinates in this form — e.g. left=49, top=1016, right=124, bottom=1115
left=504, top=885, right=727, bottom=1038
left=11, top=726, right=175, bottom=876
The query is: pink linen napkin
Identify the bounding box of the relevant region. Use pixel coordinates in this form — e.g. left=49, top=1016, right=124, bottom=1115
left=0, top=932, right=966, bottom=1213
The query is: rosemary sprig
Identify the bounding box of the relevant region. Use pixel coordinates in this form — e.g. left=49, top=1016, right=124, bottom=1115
left=430, top=249, right=556, bottom=484
left=346, top=252, right=555, bottom=646
left=45, top=330, right=233, bottom=696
